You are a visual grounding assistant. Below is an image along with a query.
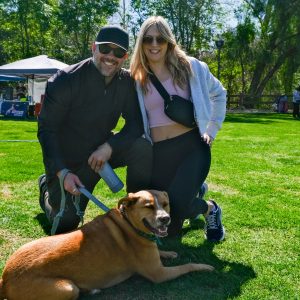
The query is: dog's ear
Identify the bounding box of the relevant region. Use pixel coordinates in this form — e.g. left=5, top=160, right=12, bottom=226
left=161, top=191, right=169, bottom=200
left=118, top=193, right=138, bottom=209
left=151, top=190, right=169, bottom=201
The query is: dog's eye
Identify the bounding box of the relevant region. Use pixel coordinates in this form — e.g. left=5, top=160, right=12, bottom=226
left=145, top=205, right=155, bottom=209
left=163, top=203, right=169, bottom=208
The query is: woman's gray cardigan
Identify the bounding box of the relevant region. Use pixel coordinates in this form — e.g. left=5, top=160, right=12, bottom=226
left=135, top=57, right=227, bottom=142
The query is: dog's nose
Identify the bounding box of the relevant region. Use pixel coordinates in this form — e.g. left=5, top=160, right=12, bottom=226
left=159, top=216, right=170, bottom=225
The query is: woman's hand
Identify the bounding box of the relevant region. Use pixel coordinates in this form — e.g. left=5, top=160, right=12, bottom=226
left=202, top=133, right=214, bottom=147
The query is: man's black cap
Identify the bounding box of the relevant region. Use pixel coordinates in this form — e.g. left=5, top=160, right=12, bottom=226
left=95, top=26, right=129, bottom=51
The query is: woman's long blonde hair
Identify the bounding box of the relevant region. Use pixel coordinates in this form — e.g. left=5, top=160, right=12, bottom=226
left=130, top=16, right=192, bottom=93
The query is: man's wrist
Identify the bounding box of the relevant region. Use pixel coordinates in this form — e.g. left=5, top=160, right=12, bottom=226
left=97, top=142, right=113, bottom=158
left=57, top=168, right=70, bottom=180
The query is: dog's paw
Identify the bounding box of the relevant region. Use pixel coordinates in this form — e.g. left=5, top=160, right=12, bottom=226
left=159, top=250, right=178, bottom=259
left=194, top=263, right=215, bottom=272
left=89, top=289, right=101, bottom=295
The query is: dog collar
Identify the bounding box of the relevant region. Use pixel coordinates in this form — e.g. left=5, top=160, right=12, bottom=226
left=120, top=207, right=161, bottom=245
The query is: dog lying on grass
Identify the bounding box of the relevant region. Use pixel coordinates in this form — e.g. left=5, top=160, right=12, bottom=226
left=0, top=190, right=214, bottom=300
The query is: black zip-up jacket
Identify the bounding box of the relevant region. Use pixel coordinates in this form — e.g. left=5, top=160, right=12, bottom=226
left=38, top=58, right=143, bottom=177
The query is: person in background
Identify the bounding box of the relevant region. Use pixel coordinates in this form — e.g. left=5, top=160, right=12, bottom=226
left=277, top=94, right=288, bottom=113
left=292, top=86, right=300, bottom=119
left=16, top=82, right=26, bottom=99
left=38, top=25, right=152, bottom=234
left=130, top=16, right=227, bottom=241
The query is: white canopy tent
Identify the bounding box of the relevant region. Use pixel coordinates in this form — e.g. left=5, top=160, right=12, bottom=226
left=27, top=78, right=47, bottom=104
left=0, top=55, right=68, bottom=76
left=0, top=55, right=69, bottom=103
left=0, top=75, right=26, bottom=82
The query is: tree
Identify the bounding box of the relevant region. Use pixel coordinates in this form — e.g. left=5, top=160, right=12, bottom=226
left=54, top=0, right=119, bottom=62
left=0, top=0, right=120, bottom=64
left=130, top=0, right=220, bottom=54
left=220, top=18, right=256, bottom=96
left=244, top=0, right=300, bottom=98
left=0, top=0, right=56, bottom=60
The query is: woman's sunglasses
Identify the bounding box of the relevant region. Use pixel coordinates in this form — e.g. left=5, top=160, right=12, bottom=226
left=98, top=44, right=127, bottom=59
left=142, top=35, right=167, bottom=45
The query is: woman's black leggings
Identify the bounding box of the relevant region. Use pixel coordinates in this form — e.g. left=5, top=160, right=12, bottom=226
left=150, top=128, right=211, bottom=234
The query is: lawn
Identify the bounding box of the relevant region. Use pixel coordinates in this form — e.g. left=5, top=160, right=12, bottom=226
left=0, top=114, right=299, bottom=299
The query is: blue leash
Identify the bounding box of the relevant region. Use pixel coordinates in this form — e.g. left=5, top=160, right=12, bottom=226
left=51, top=176, right=110, bottom=235
left=78, top=187, right=110, bottom=212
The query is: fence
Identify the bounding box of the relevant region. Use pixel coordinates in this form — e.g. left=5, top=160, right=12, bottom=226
left=227, top=94, right=293, bottom=111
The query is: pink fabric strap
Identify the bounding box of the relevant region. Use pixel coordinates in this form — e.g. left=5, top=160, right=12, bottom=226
left=144, top=79, right=190, bottom=128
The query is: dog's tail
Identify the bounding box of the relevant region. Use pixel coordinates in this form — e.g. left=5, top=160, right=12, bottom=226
left=0, top=278, right=5, bottom=300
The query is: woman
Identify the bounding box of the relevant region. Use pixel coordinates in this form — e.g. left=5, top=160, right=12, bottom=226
left=130, top=16, right=227, bottom=241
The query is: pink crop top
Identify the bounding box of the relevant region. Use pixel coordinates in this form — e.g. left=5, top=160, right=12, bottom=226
left=144, top=78, right=190, bottom=128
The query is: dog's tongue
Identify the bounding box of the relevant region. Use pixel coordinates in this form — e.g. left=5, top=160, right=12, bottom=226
left=157, top=226, right=168, bottom=237
left=142, top=219, right=168, bottom=237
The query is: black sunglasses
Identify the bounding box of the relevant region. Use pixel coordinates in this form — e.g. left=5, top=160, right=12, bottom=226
left=142, top=35, right=167, bottom=45
left=98, top=44, right=127, bottom=59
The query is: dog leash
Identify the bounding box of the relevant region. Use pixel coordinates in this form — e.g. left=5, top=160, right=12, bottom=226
left=78, top=187, right=110, bottom=212
left=51, top=169, right=71, bottom=235
left=51, top=175, right=110, bottom=235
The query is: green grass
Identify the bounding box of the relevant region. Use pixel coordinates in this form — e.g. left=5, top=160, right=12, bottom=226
left=0, top=114, right=299, bottom=299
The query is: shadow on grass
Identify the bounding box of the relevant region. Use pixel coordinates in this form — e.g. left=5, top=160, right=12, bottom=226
left=35, top=213, right=51, bottom=235
left=78, top=220, right=256, bottom=300
left=225, top=113, right=293, bottom=124
left=33, top=213, right=255, bottom=299
left=0, top=116, right=37, bottom=122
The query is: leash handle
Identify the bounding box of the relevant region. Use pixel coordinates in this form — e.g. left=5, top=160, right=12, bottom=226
left=51, top=168, right=70, bottom=235
left=78, top=187, right=110, bottom=212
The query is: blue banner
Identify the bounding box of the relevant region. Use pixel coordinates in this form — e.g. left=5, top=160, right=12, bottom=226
left=0, top=101, right=29, bottom=119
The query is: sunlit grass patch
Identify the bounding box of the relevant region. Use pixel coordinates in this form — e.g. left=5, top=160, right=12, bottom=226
left=0, top=114, right=299, bottom=299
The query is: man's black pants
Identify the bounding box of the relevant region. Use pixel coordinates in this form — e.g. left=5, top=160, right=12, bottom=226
left=42, top=137, right=153, bottom=234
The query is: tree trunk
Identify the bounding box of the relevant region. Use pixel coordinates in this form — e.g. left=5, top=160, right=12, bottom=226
left=255, top=48, right=296, bottom=96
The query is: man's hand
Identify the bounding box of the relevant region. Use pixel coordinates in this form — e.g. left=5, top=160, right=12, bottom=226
left=57, top=170, right=84, bottom=195
left=88, top=142, right=112, bottom=173
left=202, top=133, right=214, bottom=147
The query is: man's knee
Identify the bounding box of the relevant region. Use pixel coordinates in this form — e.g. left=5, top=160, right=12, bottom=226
left=130, top=137, right=152, bottom=158
left=125, top=138, right=153, bottom=192
left=127, top=138, right=153, bottom=170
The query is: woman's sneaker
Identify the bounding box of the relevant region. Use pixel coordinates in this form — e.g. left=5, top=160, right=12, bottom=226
left=204, top=200, right=225, bottom=242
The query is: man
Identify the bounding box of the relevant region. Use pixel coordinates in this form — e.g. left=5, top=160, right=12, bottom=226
left=292, top=86, right=300, bottom=119
left=38, top=26, right=152, bottom=234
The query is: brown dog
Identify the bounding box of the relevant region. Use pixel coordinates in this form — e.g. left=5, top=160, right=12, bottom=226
left=0, top=190, right=214, bottom=300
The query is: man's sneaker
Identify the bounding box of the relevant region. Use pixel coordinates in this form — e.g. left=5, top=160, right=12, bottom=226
left=38, top=174, right=47, bottom=212
left=204, top=200, right=225, bottom=242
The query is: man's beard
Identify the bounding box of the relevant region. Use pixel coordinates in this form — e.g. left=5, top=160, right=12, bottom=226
left=93, top=57, right=121, bottom=78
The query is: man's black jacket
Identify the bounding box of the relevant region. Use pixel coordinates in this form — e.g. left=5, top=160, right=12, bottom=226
left=38, top=58, right=143, bottom=177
